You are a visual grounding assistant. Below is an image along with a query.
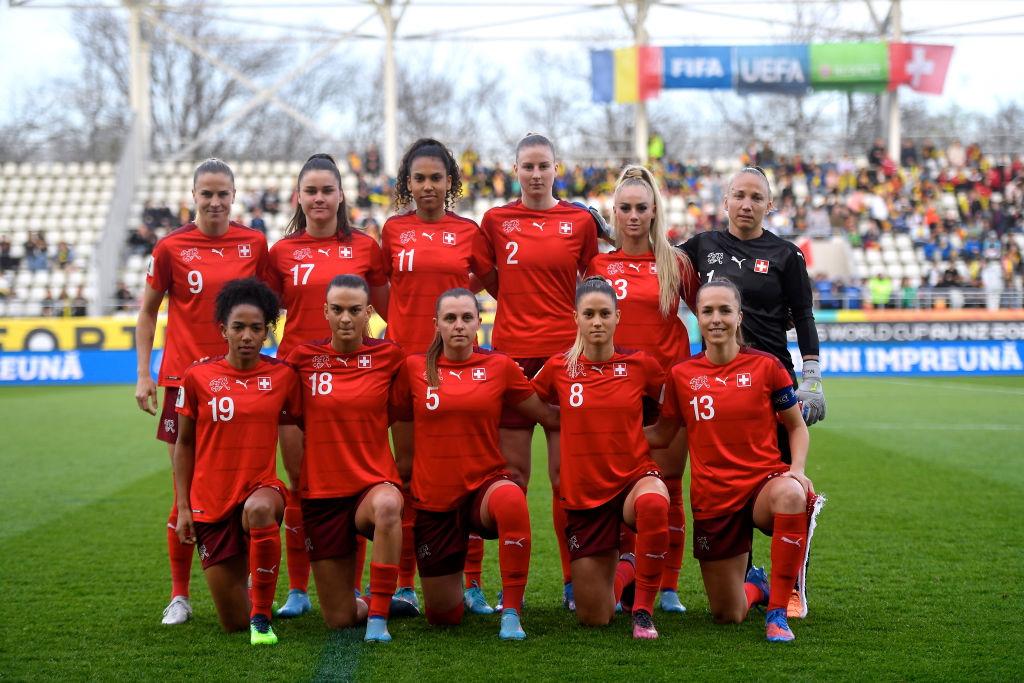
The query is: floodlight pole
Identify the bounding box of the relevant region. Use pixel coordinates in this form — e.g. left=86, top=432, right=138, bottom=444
left=126, top=0, right=151, bottom=165
left=376, top=1, right=408, bottom=178
left=619, top=0, right=651, bottom=164
left=886, top=0, right=902, bottom=163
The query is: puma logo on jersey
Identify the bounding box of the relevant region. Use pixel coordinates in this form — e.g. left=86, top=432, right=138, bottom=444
left=645, top=551, right=667, bottom=560
left=628, top=263, right=641, bottom=272
left=503, top=537, right=527, bottom=548
left=235, top=379, right=249, bottom=389
left=335, top=357, right=349, bottom=366
left=211, top=248, right=225, bottom=257
left=589, top=365, right=605, bottom=375
left=421, top=232, right=435, bottom=241
left=781, top=536, right=803, bottom=548
left=731, top=256, right=746, bottom=268
left=318, top=248, right=331, bottom=256
left=715, top=377, right=728, bottom=386
left=255, top=565, right=277, bottom=575
left=448, top=370, right=463, bottom=380
left=532, top=221, right=545, bottom=231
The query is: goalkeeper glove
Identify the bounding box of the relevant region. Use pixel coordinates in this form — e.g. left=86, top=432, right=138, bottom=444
left=571, top=201, right=612, bottom=242
left=797, top=359, right=826, bottom=426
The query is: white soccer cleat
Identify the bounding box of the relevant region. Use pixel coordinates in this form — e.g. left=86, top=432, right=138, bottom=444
left=161, top=595, right=192, bottom=625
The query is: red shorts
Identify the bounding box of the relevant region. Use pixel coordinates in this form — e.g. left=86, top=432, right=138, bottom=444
left=301, top=482, right=399, bottom=562
left=564, top=473, right=662, bottom=561
left=413, top=474, right=510, bottom=577
left=157, top=387, right=179, bottom=444
left=194, top=503, right=249, bottom=570
left=499, top=356, right=547, bottom=429
left=691, top=472, right=783, bottom=562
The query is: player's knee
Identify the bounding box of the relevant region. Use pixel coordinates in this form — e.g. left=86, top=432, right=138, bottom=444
left=372, top=490, right=403, bottom=529
left=575, top=602, right=614, bottom=627
left=774, top=480, right=806, bottom=514
left=323, top=606, right=360, bottom=630
left=711, top=606, right=746, bottom=625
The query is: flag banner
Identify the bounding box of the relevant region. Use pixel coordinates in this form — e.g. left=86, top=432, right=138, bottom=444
left=638, top=46, right=663, bottom=101
left=614, top=46, right=639, bottom=103
left=662, top=45, right=732, bottom=89
left=809, top=42, right=889, bottom=92
left=736, top=44, right=810, bottom=95
left=889, top=43, right=954, bottom=95
left=591, top=49, right=614, bottom=103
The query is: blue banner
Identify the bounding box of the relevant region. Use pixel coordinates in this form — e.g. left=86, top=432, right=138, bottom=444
left=591, top=49, right=614, bottom=103
left=736, top=44, right=810, bottom=95
left=662, top=46, right=732, bottom=89
left=789, top=341, right=1024, bottom=376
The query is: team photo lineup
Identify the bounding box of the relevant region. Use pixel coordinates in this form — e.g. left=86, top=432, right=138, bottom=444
left=134, top=133, right=828, bottom=647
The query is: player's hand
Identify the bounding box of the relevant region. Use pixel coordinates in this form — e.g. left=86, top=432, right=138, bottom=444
left=136, top=376, right=158, bottom=415
left=176, top=509, right=196, bottom=545
left=784, top=469, right=813, bottom=496
left=571, top=201, right=613, bottom=242
left=797, top=359, right=826, bottom=426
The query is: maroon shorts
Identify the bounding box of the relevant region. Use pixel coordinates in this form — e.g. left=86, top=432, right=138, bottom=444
left=413, top=474, right=509, bottom=577
left=194, top=504, right=248, bottom=570
left=564, top=472, right=662, bottom=561
left=157, top=387, right=179, bottom=444
left=691, top=472, right=783, bottom=562
left=301, top=483, right=398, bottom=562
left=499, top=356, right=548, bottom=429
left=278, top=409, right=303, bottom=429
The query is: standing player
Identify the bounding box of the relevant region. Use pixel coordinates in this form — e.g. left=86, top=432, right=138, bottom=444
left=532, top=277, right=670, bottom=640
left=679, top=166, right=825, bottom=618
left=585, top=165, right=697, bottom=614
left=284, top=274, right=405, bottom=643
left=381, top=138, right=493, bottom=613
left=173, top=278, right=299, bottom=645
left=266, top=153, right=389, bottom=619
left=477, top=134, right=599, bottom=609
left=135, top=159, right=269, bottom=625
left=392, top=288, right=558, bottom=640
left=646, top=279, right=816, bottom=643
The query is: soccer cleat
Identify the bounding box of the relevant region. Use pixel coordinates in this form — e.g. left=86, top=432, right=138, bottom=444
left=364, top=616, right=392, bottom=643
left=787, top=588, right=806, bottom=620
left=250, top=613, right=278, bottom=645
left=618, top=554, right=636, bottom=613
left=631, top=609, right=658, bottom=640
left=498, top=608, right=526, bottom=640
left=745, top=565, right=770, bottom=610
left=394, top=586, right=420, bottom=608
left=463, top=581, right=494, bottom=614
left=161, top=595, right=192, bottom=625
left=562, top=581, right=576, bottom=612
left=658, top=588, right=687, bottom=613
left=765, top=608, right=795, bottom=642
left=388, top=595, right=421, bottom=619
left=275, top=588, right=311, bottom=618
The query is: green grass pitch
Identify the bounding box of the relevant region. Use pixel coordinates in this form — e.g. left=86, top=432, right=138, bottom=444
left=1, top=377, right=1022, bottom=681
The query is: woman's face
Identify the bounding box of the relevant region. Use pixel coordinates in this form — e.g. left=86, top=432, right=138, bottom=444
left=514, top=144, right=556, bottom=203
left=409, top=155, right=451, bottom=215
left=697, top=286, right=742, bottom=347
left=434, top=295, right=480, bottom=354
left=298, top=169, right=342, bottom=226
left=220, top=303, right=267, bottom=360
left=724, top=173, right=771, bottom=235
left=613, top=183, right=655, bottom=243
left=574, top=291, right=619, bottom=347
left=325, top=285, right=371, bottom=347
left=192, top=172, right=235, bottom=227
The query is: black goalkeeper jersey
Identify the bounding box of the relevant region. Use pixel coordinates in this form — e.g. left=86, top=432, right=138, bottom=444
left=680, top=229, right=819, bottom=374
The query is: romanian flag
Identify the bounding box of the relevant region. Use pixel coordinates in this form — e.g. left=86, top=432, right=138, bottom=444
left=592, top=46, right=663, bottom=103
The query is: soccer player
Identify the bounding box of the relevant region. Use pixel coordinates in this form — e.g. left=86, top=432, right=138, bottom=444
left=678, top=165, right=825, bottom=618
left=392, top=288, right=557, bottom=640
left=172, top=278, right=299, bottom=645
left=477, top=134, right=599, bottom=610
left=381, top=138, right=493, bottom=613
left=266, top=153, right=389, bottom=619
left=135, top=159, right=269, bottom=625
left=284, top=274, right=405, bottom=643
left=585, top=165, right=698, bottom=614
left=532, top=277, right=670, bottom=640
left=646, top=279, right=815, bottom=643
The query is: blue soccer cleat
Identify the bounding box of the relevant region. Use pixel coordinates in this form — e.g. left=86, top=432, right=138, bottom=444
left=765, top=608, right=795, bottom=642
left=394, top=586, right=419, bottom=608
left=275, top=589, right=311, bottom=618
left=464, top=580, right=494, bottom=614
left=364, top=615, right=392, bottom=643
left=658, top=588, right=687, bottom=613
left=498, top=608, right=526, bottom=640
left=745, top=565, right=770, bottom=611
left=562, top=581, right=576, bottom=612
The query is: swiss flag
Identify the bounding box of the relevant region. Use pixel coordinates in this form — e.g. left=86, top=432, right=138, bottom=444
left=889, top=43, right=954, bottom=95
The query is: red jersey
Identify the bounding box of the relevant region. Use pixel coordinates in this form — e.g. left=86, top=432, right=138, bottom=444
left=285, top=337, right=403, bottom=498
left=532, top=348, right=664, bottom=510
left=148, top=222, right=269, bottom=386
left=586, top=250, right=693, bottom=370
left=660, top=348, right=795, bottom=519
left=392, top=349, right=535, bottom=511
left=176, top=355, right=300, bottom=523
left=267, top=229, right=386, bottom=359
left=478, top=200, right=598, bottom=357
left=381, top=211, right=490, bottom=352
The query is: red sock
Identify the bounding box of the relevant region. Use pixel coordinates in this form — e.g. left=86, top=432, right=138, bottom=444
left=744, top=582, right=764, bottom=610
left=353, top=536, right=367, bottom=594
left=167, top=505, right=192, bottom=599
left=398, top=489, right=417, bottom=588
left=488, top=484, right=531, bottom=615
left=464, top=534, right=484, bottom=589
left=284, top=498, right=310, bottom=592
left=660, top=478, right=685, bottom=592
left=368, top=562, right=399, bottom=620
left=613, top=557, right=635, bottom=604
left=768, top=512, right=807, bottom=611
left=633, top=492, right=669, bottom=614
left=249, top=523, right=281, bottom=618
left=619, top=522, right=636, bottom=555
left=551, top=486, right=572, bottom=585
left=425, top=602, right=464, bottom=626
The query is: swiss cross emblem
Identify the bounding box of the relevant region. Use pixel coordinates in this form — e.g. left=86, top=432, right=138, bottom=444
left=238, top=244, right=252, bottom=258
left=339, top=246, right=353, bottom=259
left=737, top=372, right=751, bottom=387
left=258, top=376, right=272, bottom=390
left=442, top=232, right=456, bottom=245
left=472, top=367, right=486, bottom=381
left=358, top=354, right=372, bottom=368
left=649, top=263, right=657, bottom=274
left=559, top=221, right=572, bottom=235
left=754, top=259, right=769, bottom=274
left=613, top=362, right=627, bottom=377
